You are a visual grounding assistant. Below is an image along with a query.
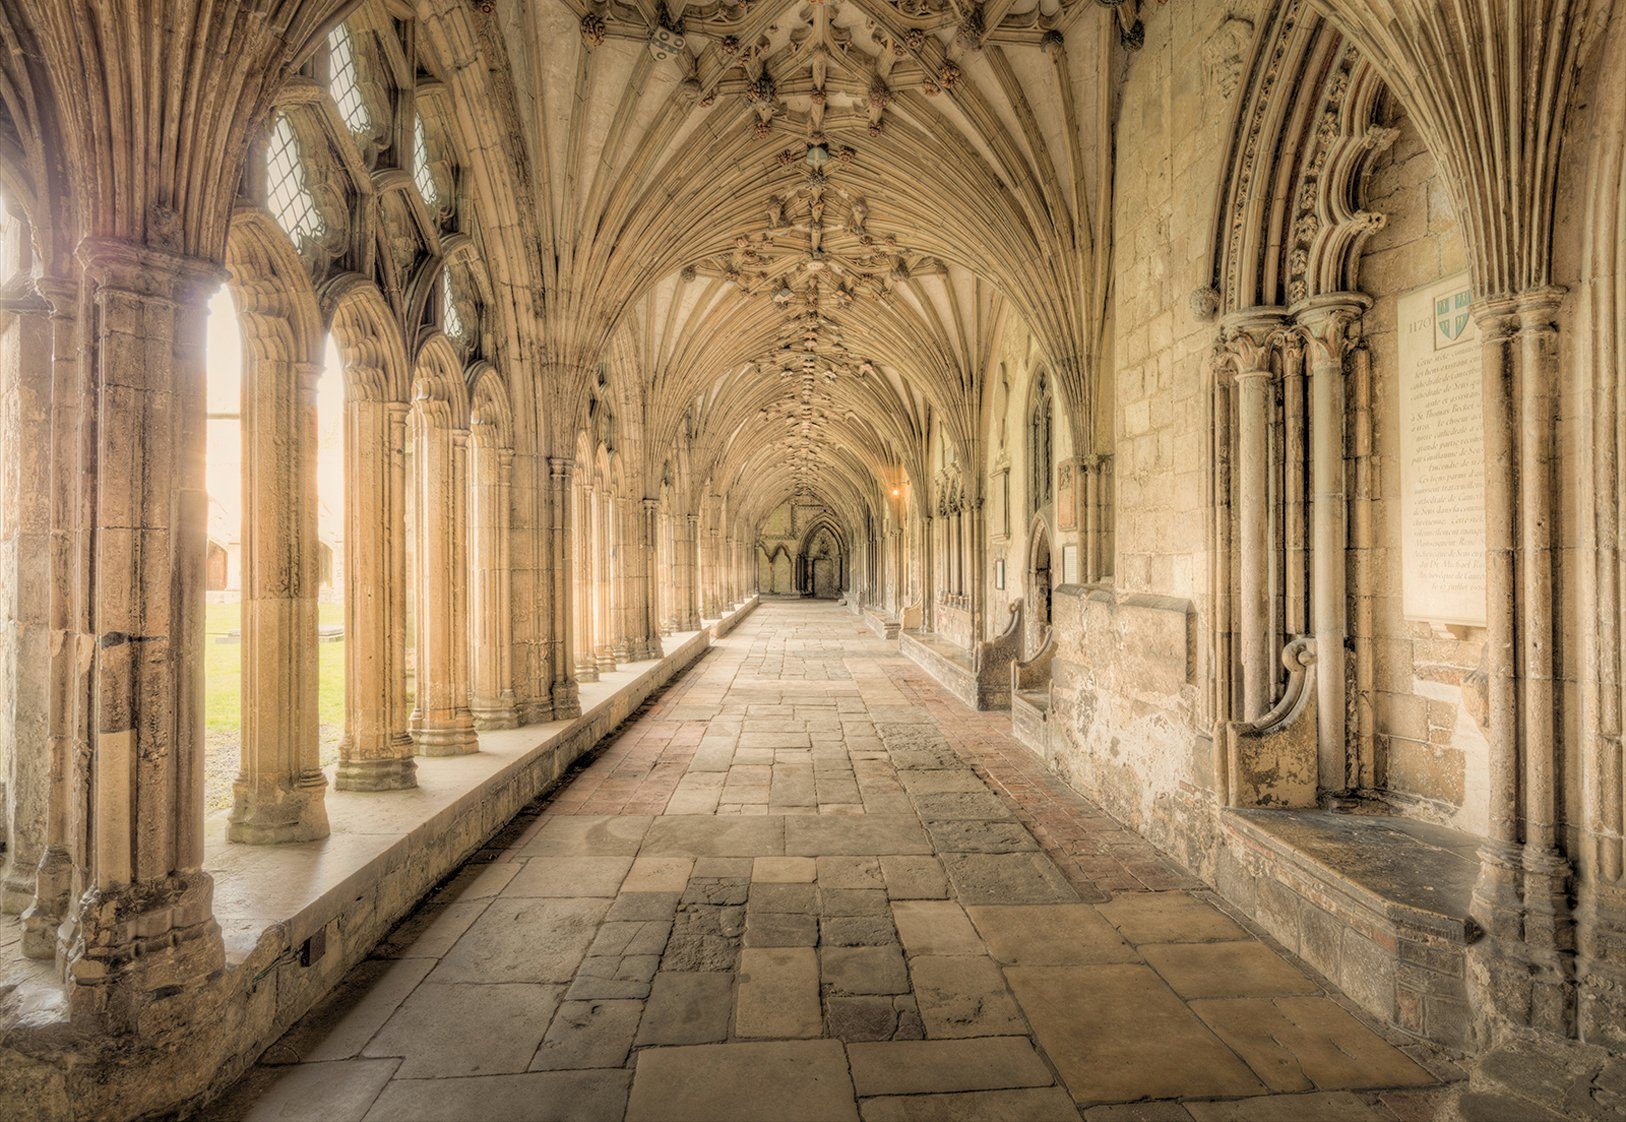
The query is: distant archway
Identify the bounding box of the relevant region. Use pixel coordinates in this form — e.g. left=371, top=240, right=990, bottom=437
left=800, top=520, right=846, bottom=599
left=1027, top=518, right=1053, bottom=655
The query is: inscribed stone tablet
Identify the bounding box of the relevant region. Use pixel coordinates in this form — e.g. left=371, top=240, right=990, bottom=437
left=1398, top=272, right=1486, bottom=626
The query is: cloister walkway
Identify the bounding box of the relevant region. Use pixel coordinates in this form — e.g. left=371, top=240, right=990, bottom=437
left=218, top=601, right=1455, bottom=1121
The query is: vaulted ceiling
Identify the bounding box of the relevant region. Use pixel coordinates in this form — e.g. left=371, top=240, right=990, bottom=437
left=499, top=0, right=1126, bottom=534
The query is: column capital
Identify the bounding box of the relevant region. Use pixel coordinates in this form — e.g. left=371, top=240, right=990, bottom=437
left=1291, top=293, right=1370, bottom=368
left=31, top=275, right=78, bottom=314
left=549, top=456, right=574, bottom=480
left=1216, top=306, right=1290, bottom=375
left=75, top=236, right=224, bottom=303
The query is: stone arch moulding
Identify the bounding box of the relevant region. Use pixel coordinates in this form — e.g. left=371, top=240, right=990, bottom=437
left=1201, top=0, right=1396, bottom=319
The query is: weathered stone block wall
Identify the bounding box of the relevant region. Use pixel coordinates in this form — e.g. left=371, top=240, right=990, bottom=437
left=1050, top=586, right=1211, bottom=874
left=1039, top=1, right=1234, bottom=869
left=1356, top=108, right=1489, bottom=832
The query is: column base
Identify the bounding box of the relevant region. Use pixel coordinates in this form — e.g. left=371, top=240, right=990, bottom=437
left=472, top=700, right=520, bottom=731
left=20, top=844, right=72, bottom=959
left=516, top=699, right=553, bottom=725
left=63, top=869, right=225, bottom=1025
left=594, top=647, right=618, bottom=674
left=335, top=754, right=419, bottom=792
left=1467, top=839, right=1548, bottom=1046
left=410, top=715, right=479, bottom=756
left=228, top=772, right=331, bottom=844
left=1578, top=881, right=1626, bottom=1049
left=1, top=859, right=38, bottom=914
left=575, top=659, right=600, bottom=684
left=552, top=679, right=581, bottom=720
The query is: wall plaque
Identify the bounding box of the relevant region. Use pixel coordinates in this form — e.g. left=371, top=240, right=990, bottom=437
left=1057, top=459, right=1080, bottom=532
left=1062, top=542, right=1080, bottom=585
left=1398, top=272, right=1486, bottom=626
left=989, top=468, right=1010, bottom=540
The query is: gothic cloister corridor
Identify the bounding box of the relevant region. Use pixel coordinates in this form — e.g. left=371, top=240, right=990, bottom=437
left=216, top=601, right=1451, bottom=1122
left=6, top=0, right=1626, bottom=1115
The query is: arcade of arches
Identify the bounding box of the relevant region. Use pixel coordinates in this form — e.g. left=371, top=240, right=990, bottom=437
left=0, top=0, right=1624, bottom=1118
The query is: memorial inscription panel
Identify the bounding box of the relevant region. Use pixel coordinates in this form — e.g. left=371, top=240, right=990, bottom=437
left=1398, top=272, right=1486, bottom=626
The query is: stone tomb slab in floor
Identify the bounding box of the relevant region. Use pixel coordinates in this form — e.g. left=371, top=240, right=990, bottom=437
left=941, top=851, right=1080, bottom=905
left=640, top=814, right=787, bottom=856
left=1188, top=995, right=1435, bottom=1092
left=784, top=814, right=933, bottom=856
left=362, top=1069, right=631, bottom=1122
left=626, top=1041, right=859, bottom=1122
left=1096, top=890, right=1249, bottom=944
left=427, top=897, right=608, bottom=984
left=1141, top=939, right=1320, bottom=999
left=858, top=1087, right=1083, bottom=1122
left=847, top=1037, right=1054, bottom=1095
left=966, top=904, right=1137, bottom=965
left=363, top=981, right=563, bottom=1079
left=520, top=815, right=653, bottom=857
left=1004, top=963, right=1265, bottom=1103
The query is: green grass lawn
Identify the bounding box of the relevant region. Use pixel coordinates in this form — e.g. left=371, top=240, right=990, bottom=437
left=204, top=600, right=345, bottom=736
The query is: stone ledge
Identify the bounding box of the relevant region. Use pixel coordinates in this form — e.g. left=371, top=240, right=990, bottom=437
left=900, top=629, right=983, bottom=709
left=0, top=597, right=758, bottom=1122
left=863, top=608, right=900, bottom=639
left=1216, top=806, right=1477, bottom=1050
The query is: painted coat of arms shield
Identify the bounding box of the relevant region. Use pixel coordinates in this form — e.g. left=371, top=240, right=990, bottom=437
left=1435, top=286, right=1472, bottom=346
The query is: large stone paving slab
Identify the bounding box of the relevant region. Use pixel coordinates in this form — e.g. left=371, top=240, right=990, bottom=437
left=626, top=1041, right=859, bottom=1122
left=640, top=814, right=786, bottom=856
left=1005, top=963, right=1265, bottom=1103
left=784, top=813, right=932, bottom=855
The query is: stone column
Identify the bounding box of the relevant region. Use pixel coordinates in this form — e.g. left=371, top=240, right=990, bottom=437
left=1296, top=295, right=1368, bottom=794
left=408, top=399, right=476, bottom=754
left=572, top=481, right=598, bottom=683
left=1221, top=309, right=1286, bottom=719
left=229, top=342, right=330, bottom=843
left=679, top=514, right=701, bottom=630
left=468, top=426, right=517, bottom=729
left=643, top=499, right=665, bottom=657
left=1470, top=289, right=1575, bottom=1039
left=593, top=489, right=617, bottom=673
left=0, top=283, right=56, bottom=910
left=657, top=511, right=675, bottom=635
left=387, top=405, right=414, bottom=757
left=613, top=496, right=637, bottom=663
left=548, top=457, right=580, bottom=717
left=336, top=396, right=416, bottom=791
left=65, top=238, right=225, bottom=1020
left=21, top=276, right=84, bottom=955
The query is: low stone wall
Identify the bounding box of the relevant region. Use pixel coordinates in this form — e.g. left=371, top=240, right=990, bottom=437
left=1047, top=586, right=1214, bottom=876
left=0, top=599, right=758, bottom=1122
left=900, top=629, right=979, bottom=709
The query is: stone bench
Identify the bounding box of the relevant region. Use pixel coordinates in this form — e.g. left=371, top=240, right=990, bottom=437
left=1216, top=806, right=1478, bottom=1050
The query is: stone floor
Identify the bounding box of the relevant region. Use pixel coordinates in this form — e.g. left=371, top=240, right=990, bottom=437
left=215, top=600, right=1457, bottom=1122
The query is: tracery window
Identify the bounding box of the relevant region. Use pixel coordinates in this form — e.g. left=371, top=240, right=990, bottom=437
left=328, top=24, right=372, bottom=136
left=1029, top=370, right=1052, bottom=513
left=413, top=115, right=439, bottom=209
left=265, top=115, right=324, bottom=246
left=441, top=275, right=466, bottom=343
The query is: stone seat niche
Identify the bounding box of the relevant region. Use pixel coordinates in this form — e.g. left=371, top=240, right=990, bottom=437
left=1217, top=804, right=1479, bottom=1051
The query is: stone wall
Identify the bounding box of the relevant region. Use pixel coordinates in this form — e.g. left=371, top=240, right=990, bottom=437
left=1356, top=108, right=1489, bottom=832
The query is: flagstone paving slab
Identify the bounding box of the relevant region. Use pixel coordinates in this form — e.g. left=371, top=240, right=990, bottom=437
left=223, top=602, right=1449, bottom=1122
left=626, top=1041, right=858, bottom=1122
